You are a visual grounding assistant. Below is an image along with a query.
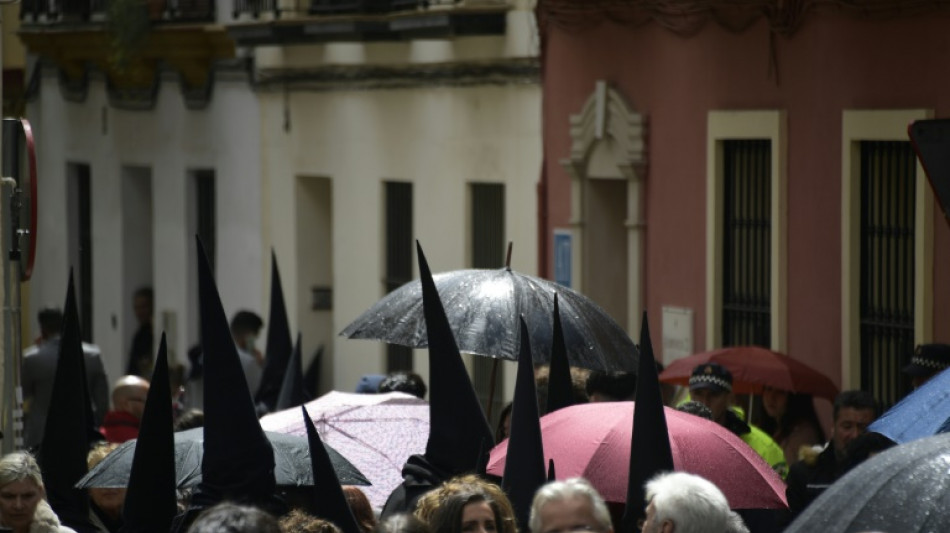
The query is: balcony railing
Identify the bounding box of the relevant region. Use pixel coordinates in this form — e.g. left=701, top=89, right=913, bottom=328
left=21, top=0, right=213, bottom=22
left=232, top=0, right=460, bottom=19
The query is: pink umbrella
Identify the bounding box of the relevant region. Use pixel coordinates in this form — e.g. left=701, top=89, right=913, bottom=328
left=487, top=402, right=787, bottom=510
left=260, top=390, right=429, bottom=510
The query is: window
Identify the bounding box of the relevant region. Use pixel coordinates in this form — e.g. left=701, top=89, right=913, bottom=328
left=859, top=141, right=916, bottom=407
left=470, top=183, right=505, bottom=420
left=67, top=163, right=93, bottom=342
left=385, top=181, right=413, bottom=371
left=706, top=111, right=786, bottom=351
left=722, top=140, right=772, bottom=347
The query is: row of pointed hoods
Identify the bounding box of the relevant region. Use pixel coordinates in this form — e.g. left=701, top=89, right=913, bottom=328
left=38, top=239, right=360, bottom=533
left=38, top=237, right=669, bottom=533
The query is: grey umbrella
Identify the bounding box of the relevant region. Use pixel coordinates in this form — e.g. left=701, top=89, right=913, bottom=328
left=784, top=431, right=950, bottom=533
left=340, top=266, right=636, bottom=372
left=75, top=427, right=370, bottom=489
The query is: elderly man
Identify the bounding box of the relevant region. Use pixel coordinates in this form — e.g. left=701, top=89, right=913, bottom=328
left=100, top=375, right=150, bottom=443
left=785, top=389, right=877, bottom=519
left=640, top=472, right=732, bottom=533
left=529, top=478, right=613, bottom=533
left=689, top=363, right=787, bottom=477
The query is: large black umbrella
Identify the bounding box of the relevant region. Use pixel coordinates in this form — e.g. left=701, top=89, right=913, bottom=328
left=75, top=427, right=369, bottom=489
left=784, top=432, right=950, bottom=533
left=340, top=266, right=636, bottom=372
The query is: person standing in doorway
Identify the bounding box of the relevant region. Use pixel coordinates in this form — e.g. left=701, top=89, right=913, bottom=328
left=126, top=287, right=154, bottom=378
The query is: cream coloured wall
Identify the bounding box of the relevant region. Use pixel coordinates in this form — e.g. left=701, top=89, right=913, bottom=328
left=26, top=69, right=263, bottom=388
left=260, top=83, right=540, bottom=401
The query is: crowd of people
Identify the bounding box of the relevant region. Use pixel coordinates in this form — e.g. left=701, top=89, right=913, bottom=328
left=7, top=251, right=950, bottom=533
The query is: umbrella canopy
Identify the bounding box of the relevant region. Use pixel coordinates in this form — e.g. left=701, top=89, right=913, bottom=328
left=658, top=346, right=839, bottom=400
left=486, top=402, right=787, bottom=511
left=76, top=427, right=369, bottom=490
left=867, top=365, right=950, bottom=444
left=260, top=391, right=428, bottom=510
left=784, top=431, right=950, bottom=533
left=340, top=267, right=636, bottom=372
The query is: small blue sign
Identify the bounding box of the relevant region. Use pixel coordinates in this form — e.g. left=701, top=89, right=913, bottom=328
left=553, top=230, right=572, bottom=288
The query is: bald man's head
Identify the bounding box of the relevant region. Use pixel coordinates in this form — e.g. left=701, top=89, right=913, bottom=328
left=112, top=375, right=150, bottom=419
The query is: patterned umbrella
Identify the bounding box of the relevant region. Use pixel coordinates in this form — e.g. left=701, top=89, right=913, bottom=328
left=260, top=390, right=429, bottom=510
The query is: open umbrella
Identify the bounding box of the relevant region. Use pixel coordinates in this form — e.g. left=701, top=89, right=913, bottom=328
left=486, top=402, right=787, bottom=511
left=340, top=265, right=636, bottom=372
left=784, top=431, right=950, bottom=533
left=867, top=365, right=950, bottom=444
left=75, top=427, right=369, bottom=490
left=260, top=390, right=428, bottom=510
left=658, top=346, right=839, bottom=400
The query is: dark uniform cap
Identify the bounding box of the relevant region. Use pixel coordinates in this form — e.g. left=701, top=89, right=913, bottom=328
left=689, top=362, right=733, bottom=393
left=903, top=344, right=950, bottom=377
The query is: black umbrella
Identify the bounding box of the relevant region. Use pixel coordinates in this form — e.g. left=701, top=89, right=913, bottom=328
left=784, top=431, right=950, bottom=533
left=340, top=265, right=636, bottom=372
left=76, top=427, right=369, bottom=490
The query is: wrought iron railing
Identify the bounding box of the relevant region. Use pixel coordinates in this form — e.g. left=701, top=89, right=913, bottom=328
left=21, top=0, right=213, bottom=22
left=859, top=140, right=916, bottom=409
left=722, top=139, right=772, bottom=348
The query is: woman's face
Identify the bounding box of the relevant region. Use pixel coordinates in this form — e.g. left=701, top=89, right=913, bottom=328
left=0, top=479, right=43, bottom=531
left=90, top=487, right=127, bottom=518
left=762, top=387, right=789, bottom=419
left=461, top=501, right=497, bottom=533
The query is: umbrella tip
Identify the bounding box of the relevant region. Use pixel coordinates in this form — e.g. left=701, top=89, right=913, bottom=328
left=505, top=242, right=513, bottom=271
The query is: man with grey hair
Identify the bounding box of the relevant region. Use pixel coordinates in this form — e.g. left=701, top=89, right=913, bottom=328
left=529, top=478, right=613, bottom=533
left=640, top=472, right=731, bottom=533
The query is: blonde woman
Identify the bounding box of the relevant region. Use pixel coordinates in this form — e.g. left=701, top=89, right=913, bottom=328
left=0, top=452, right=76, bottom=533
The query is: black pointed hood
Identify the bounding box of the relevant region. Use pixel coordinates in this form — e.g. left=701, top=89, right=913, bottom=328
left=256, top=250, right=293, bottom=412
left=276, top=333, right=308, bottom=411
left=38, top=273, right=98, bottom=533
left=417, top=242, right=494, bottom=474
left=547, top=459, right=556, bottom=482
left=121, top=333, right=177, bottom=533
left=502, top=317, right=547, bottom=532
left=303, top=345, right=323, bottom=399
left=622, top=311, right=673, bottom=531
left=193, top=236, right=277, bottom=507
left=546, top=294, right=574, bottom=414
left=303, top=405, right=362, bottom=533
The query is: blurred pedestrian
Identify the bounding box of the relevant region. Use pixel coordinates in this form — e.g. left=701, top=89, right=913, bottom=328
left=529, top=478, right=613, bottom=533
left=785, top=390, right=877, bottom=519
left=903, top=343, right=950, bottom=389
left=343, top=486, right=376, bottom=533
left=689, top=363, right=787, bottom=478
left=378, top=372, right=428, bottom=399
left=758, top=386, right=825, bottom=466
left=187, top=502, right=280, bottom=533
left=100, top=375, right=150, bottom=443
left=639, top=472, right=730, bottom=533
left=0, top=452, right=77, bottom=533
left=87, top=443, right=124, bottom=532
left=126, top=287, right=154, bottom=377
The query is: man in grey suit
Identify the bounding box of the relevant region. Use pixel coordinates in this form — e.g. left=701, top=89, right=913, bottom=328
left=21, top=307, right=110, bottom=450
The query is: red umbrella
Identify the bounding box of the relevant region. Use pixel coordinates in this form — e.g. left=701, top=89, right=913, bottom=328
left=487, top=402, right=787, bottom=510
left=657, top=346, right=839, bottom=400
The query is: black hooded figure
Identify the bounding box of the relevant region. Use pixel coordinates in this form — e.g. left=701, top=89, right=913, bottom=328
left=302, top=405, right=363, bottom=533
left=255, top=250, right=294, bottom=413
left=621, top=311, right=673, bottom=532
left=120, top=333, right=177, bottom=533
left=501, top=318, right=547, bottom=531
left=275, top=333, right=309, bottom=411
left=171, top=238, right=285, bottom=531
left=38, top=273, right=100, bottom=533
left=379, top=243, right=495, bottom=518
left=546, top=294, right=575, bottom=414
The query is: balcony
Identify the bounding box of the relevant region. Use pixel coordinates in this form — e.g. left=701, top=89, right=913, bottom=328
left=228, top=0, right=508, bottom=46
left=20, top=0, right=215, bottom=23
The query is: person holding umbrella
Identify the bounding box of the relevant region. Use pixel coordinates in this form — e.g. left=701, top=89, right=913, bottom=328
left=758, top=387, right=825, bottom=467
left=688, top=363, right=787, bottom=478
left=785, top=390, right=877, bottom=520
